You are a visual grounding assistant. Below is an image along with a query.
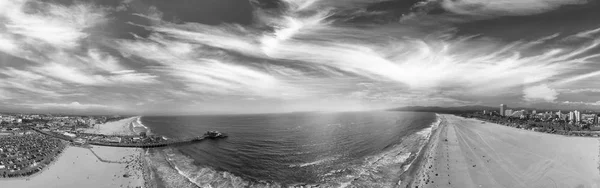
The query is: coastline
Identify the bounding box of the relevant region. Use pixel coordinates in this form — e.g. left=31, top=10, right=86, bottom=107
left=1, top=117, right=150, bottom=188
left=401, top=114, right=600, bottom=188
left=397, top=114, right=445, bottom=188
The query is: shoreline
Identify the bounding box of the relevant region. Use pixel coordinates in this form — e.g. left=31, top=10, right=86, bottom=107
left=401, top=114, right=600, bottom=188
left=397, top=114, right=445, bottom=187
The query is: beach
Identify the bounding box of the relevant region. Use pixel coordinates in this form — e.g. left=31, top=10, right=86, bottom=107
left=84, top=117, right=141, bottom=135
left=1, top=117, right=148, bottom=188
left=402, top=114, right=600, bottom=188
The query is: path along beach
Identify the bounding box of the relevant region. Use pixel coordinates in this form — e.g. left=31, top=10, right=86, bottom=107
left=401, top=114, right=600, bottom=188
left=0, top=117, right=149, bottom=188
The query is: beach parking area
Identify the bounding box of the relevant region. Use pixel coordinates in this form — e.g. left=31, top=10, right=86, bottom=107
left=405, top=115, right=600, bottom=188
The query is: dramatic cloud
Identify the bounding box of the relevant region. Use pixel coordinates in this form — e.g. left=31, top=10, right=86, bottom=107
left=0, top=0, right=599, bottom=114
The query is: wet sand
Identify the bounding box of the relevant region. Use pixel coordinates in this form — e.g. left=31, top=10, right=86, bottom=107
left=403, top=115, right=600, bottom=188
left=1, top=117, right=148, bottom=188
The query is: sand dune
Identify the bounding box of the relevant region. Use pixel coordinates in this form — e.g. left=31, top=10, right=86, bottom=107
left=405, top=115, right=600, bottom=188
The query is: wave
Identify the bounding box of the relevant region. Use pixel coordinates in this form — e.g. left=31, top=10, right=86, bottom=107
left=132, top=116, right=148, bottom=129
left=397, top=114, right=441, bottom=172
left=317, top=113, right=442, bottom=187
left=131, top=116, right=151, bottom=135
left=157, top=148, right=282, bottom=188
left=289, top=156, right=339, bottom=168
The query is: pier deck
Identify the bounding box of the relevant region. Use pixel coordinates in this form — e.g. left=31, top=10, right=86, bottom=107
left=30, top=127, right=224, bottom=148
left=87, top=136, right=208, bottom=148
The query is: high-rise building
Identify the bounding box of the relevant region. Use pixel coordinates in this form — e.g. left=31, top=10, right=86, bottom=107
left=500, top=104, right=507, bottom=116
left=569, top=111, right=575, bottom=122
left=574, top=110, right=581, bottom=123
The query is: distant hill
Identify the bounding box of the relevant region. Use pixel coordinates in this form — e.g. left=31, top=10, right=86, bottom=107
left=388, top=105, right=498, bottom=114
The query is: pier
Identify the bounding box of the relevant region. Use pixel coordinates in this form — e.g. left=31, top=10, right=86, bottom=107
left=29, top=127, right=226, bottom=148
left=87, top=136, right=208, bottom=148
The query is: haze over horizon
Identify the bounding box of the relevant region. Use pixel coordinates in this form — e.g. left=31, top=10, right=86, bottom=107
left=1, top=0, right=600, bottom=115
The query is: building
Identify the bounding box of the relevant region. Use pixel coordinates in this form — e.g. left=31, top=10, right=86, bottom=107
left=574, top=110, right=582, bottom=123
left=500, top=104, right=507, bottom=116
left=511, top=110, right=526, bottom=118
left=505, top=109, right=513, bottom=117
left=559, top=113, right=568, bottom=121
left=582, top=114, right=598, bottom=124
left=569, top=111, right=575, bottom=122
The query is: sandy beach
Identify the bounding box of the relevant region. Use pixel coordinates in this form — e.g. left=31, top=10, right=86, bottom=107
left=1, top=117, right=148, bottom=188
left=403, top=114, right=600, bottom=188
left=84, top=117, right=140, bottom=135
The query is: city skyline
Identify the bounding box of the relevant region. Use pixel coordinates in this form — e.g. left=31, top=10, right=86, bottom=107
left=1, top=0, right=600, bottom=115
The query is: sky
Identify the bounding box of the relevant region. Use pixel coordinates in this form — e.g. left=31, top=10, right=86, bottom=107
left=0, top=0, right=600, bottom=115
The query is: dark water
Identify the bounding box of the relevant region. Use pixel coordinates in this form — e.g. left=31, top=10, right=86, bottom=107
left=139, top=111, right=437, bottom=187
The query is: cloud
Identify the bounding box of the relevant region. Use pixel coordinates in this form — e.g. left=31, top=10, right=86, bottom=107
left=0, top=67, right=64, bottom=97
left=1, top=0, right=600, bottom=113
left=554, top=69, right=600, bottom=86
left=115, top=33, right=304, bottom=99
left=22, top=102, right=120, bottom=110
left=523, top=84, right=558, bottom=102
left=561, top=101, right=600, bottom=106
left=439, top=0, right=589, bottom=17
left=0, top=0, right=108, bottom=49
left=110, top=0, right=600, bottom=107
left=558, top=88, right=600, bottom=93
left=0, top=33, right=18, bottom=54
left=33, top=62, right=157, bottom=86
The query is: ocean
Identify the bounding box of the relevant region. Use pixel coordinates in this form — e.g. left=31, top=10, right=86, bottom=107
left=136, top=111, right=438, bottom=187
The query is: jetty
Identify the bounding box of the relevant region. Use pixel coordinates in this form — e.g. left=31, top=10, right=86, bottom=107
left=29, top=127, right=227, bottom=148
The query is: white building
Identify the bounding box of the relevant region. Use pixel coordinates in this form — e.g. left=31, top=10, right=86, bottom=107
left=500, top=104, right=507, bottom=116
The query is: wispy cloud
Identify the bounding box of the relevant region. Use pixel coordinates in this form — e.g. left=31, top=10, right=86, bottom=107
left=0, top=0, right=107, bottom=49
left=33, top=62, right=157, bottom=86
left=21, top=101, right=121, bottom=110
left=1, top=0, right=599, bottom=113
left=561, top=101, right=600, bottom=106
left=110, top=0, right=600, bottom=110
left=439, top=0, right=588, bottom=17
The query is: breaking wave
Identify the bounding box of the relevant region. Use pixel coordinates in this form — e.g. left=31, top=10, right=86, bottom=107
left=289, top=156, right=339, bottom=168
left=156, top=148, right=281, bottom=188
left=130, top=116, right=149, bottom=135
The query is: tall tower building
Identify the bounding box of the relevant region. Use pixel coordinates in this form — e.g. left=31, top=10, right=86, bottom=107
left=569, top=111, right=575, bottom=122
left=500, top=104, right=507, bottom=116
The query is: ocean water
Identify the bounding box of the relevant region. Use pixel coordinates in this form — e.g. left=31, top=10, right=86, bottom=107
left=139, top=111, right=438, bottom=187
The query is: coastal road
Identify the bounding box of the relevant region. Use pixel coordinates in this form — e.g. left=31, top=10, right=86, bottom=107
left=412, top=115, right=600, bottom=188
